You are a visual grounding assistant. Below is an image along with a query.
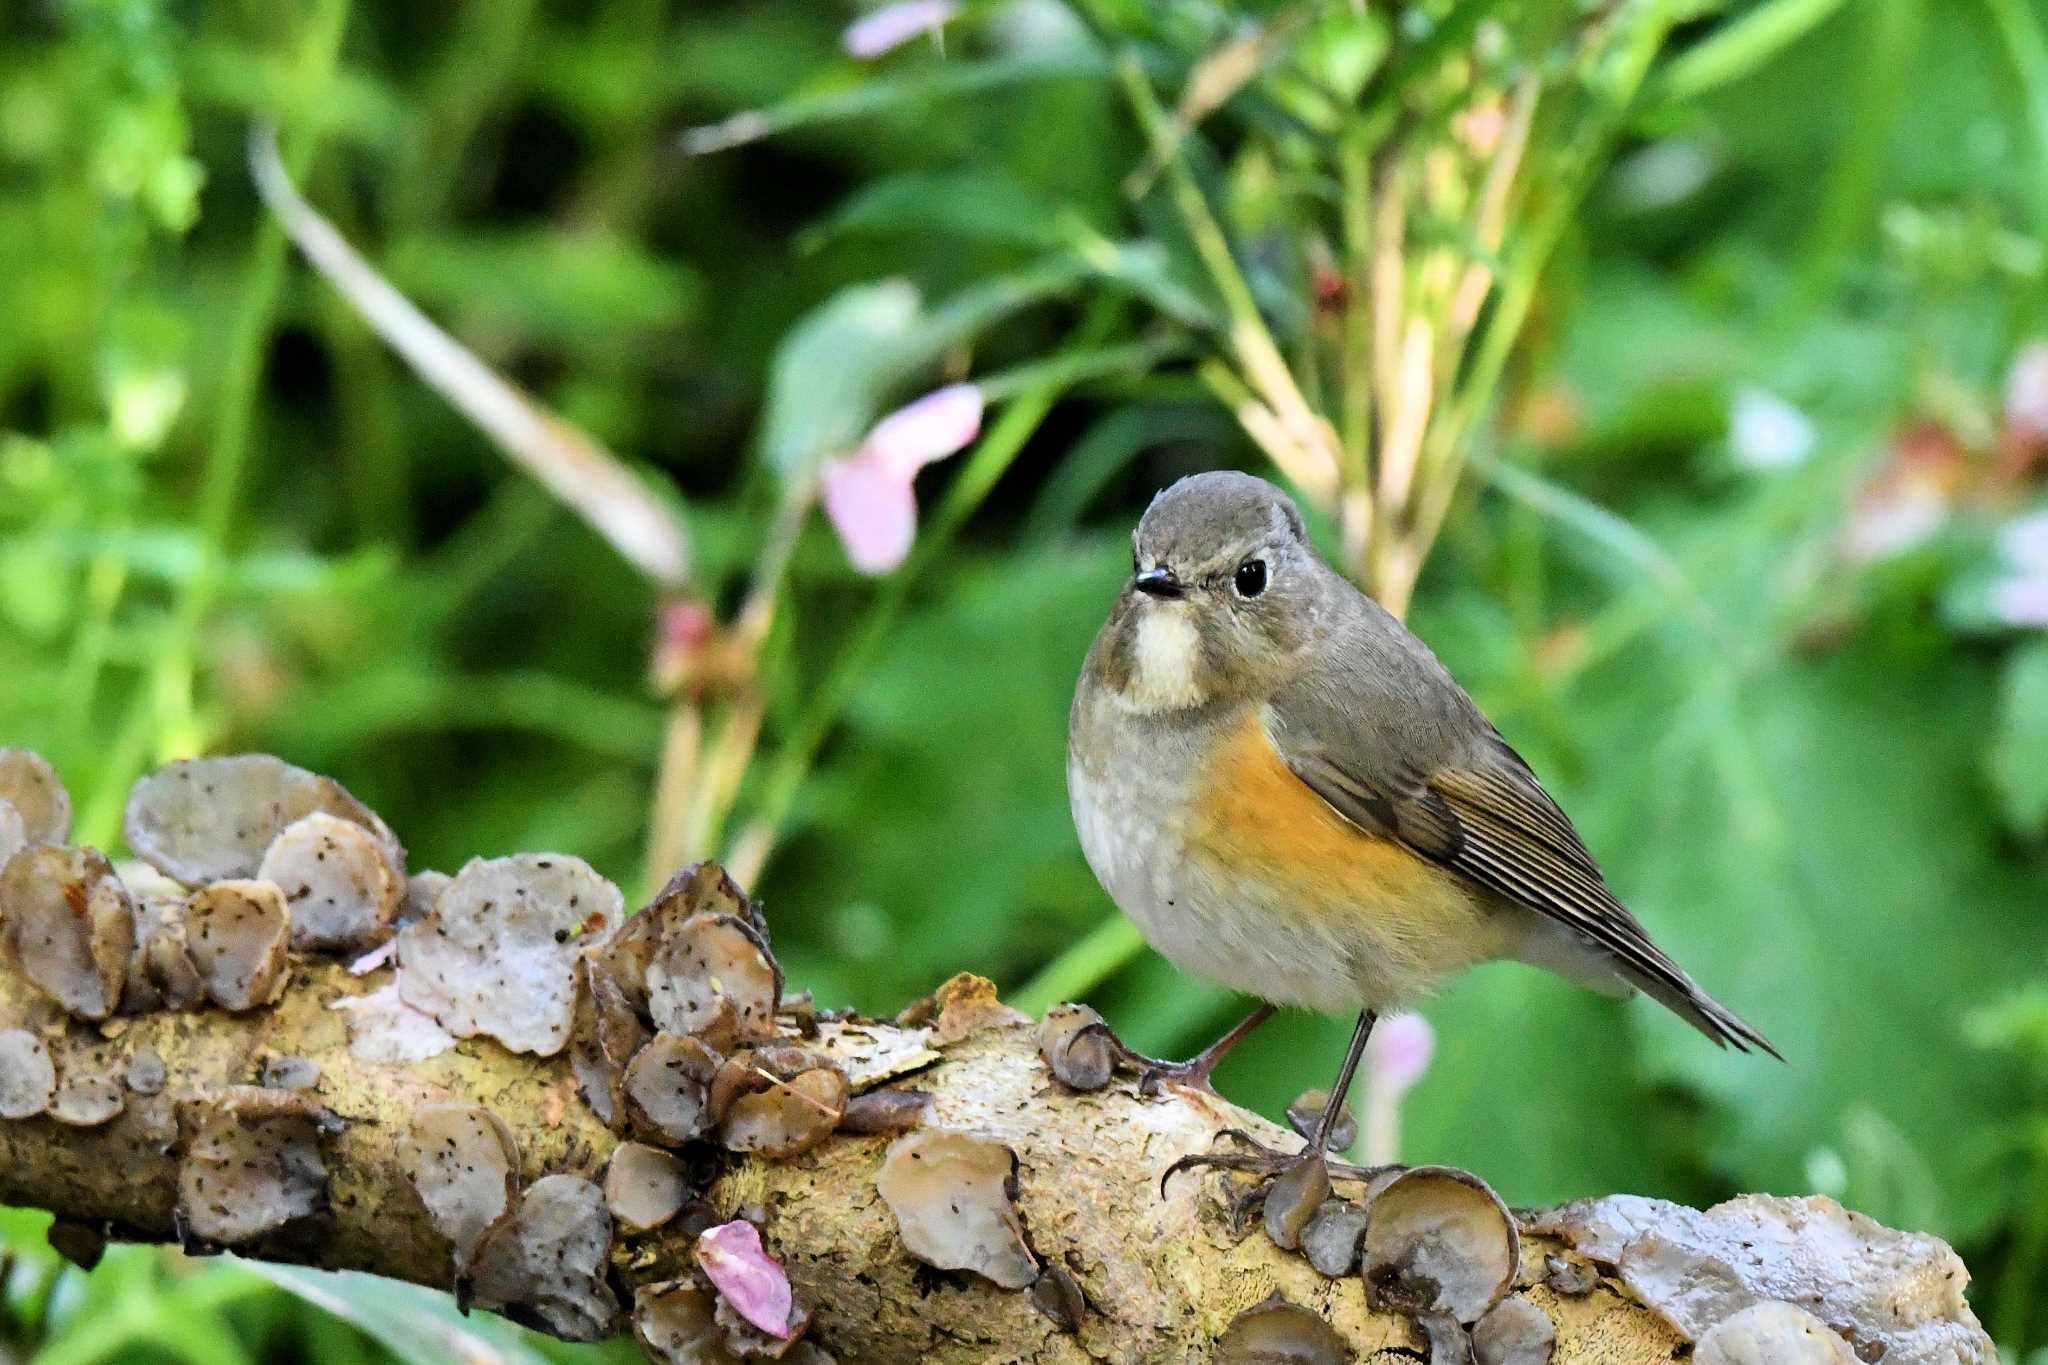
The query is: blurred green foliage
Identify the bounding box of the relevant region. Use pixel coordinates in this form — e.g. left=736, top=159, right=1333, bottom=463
left=4, top=0, right=2048, bottom=1360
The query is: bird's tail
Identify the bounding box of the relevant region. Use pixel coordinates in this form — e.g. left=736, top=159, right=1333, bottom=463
left=1633, top=969, right=1785, bottom=1061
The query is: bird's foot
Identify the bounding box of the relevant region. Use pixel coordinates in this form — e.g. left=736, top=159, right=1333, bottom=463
left=1116, top=1045, right=1226, bottom=1099
left=1159, top=1128, right=1398, bottom=1197
left=1109, top=1003, right=1277, bottom=1099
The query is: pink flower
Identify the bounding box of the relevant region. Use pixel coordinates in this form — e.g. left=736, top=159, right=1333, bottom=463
left=843, top=0, right=959, bottom=59
left=822, top=383, right=984, bottom=574
left=696, top=1220, right=795, bottom=1339
left=2007, top=342, right=2048, bottom=445
left=1359, top=1012, right=1435, bottom=1166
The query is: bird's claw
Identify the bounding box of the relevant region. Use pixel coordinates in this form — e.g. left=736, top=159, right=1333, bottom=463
left=1159, top=1130, right=1399, bottom=1198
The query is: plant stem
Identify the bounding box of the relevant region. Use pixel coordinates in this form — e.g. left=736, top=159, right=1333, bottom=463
left=728, top=355, right=1084, bottom=876
left=1012, top=917, right=1145, bottom=1017
left=87, top=0, right=351, bottom=840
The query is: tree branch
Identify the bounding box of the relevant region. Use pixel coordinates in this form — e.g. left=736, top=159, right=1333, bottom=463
left=0, top=749, right=1996, bottom=1362
left=0, top=956, right=1994, bottom=1364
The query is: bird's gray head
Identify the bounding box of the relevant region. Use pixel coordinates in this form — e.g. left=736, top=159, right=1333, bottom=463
left=1091, top=471, right=1331, bottom=712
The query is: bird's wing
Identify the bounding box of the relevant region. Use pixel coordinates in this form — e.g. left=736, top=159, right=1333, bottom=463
left=1265, top=668, right=1780, bottom=1057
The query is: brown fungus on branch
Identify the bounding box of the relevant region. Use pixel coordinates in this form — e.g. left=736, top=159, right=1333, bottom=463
left=328, top=979, right=457, bottom=1064
left=176, top=1087, right=338, bottom=1246
left=397, top=869, right=450, bottom=930
left=1695, top=1302, right=1857, bottom=1365
left=715, top=1293, right=814, bottom=1359
left=0, top=1028, right=56, bottom=1118
left=1472, top=1296, right=1556, bottom=1365
left=604, top=1141, right=690, bottom=1233
left=0, top=846, right=134, bottom=1020
left=928, top=971, right=1029, bottom=1045
left=0, top=747, right=72, bottom=848
left=875, top=1129, right=1038, bottom=1289
left=46, top=1218, right=107, bottom=1271
left=259, top=811, right=403, bottom=951
left=397, top=853, right=622, bottom=1057
left=399, top=1102, right=521, bottom=1277
left=634, top=1281, right=739, bottom=1365
left=646, top=912, right=781, bottom=1048
left=1361, top=1166, right=1519, bottom=1325
left=467, top=1173, right=621, bottom=1343
left=123, top=893, right=206, bottom=1014
left=1215, top=1292, right=1353, bottom=1364
left=713, top=1046, right=848, bottom=1158
left=623, top=1032, right=722, bottom=1146
left=124, top=1045, right=167, bottom=1096
left=1302, top=1198, right=1371, bottom=1277
left=1037, top=1003, right=1115, bottom=1091
left=50, top=1057, right=125, bottom=1127
left=838, top=1086, right=931, bottom=1136
left=1540, top=1253, right=1597, bottom=1297
left=1264, top=1155, right=1334, bottom=1253
left=184, top=879, right=291, bottom=1012
left=0, top=800, right=23, bottom=868
left=1286, top=1088, right=1357, bottom=1152
left=123, top=754, right=402, bottom=886
left=570, top=957, right=649, bottom=1128
left=1030, top=1264, right=1088, bottom=1334
left=258, top=1054, right=321, bottom=1091
left=649, top=859, right=766, bottom=938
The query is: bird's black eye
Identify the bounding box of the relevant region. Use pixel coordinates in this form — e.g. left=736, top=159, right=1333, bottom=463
left=1234, top=558, right=1268, bottom=597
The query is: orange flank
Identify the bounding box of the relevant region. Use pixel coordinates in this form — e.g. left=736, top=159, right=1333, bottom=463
left=1182, top=711, right=1501, bottom=990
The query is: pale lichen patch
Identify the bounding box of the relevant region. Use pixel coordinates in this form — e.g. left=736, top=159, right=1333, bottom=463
left=875, top=1129, right=1037, bottom=1290
left=397, top=854, right=622, bottom=1057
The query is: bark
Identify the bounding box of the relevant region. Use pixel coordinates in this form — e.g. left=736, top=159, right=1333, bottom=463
left=0, top=958, right=1995, bottom=1365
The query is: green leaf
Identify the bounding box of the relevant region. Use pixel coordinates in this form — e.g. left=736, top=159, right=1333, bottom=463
left=680, top=49, right=1112, bottom=156
left=1989, top=640, right=2048, bottom=836
left=809, top=170, right=1076, bottom=250
left=240, top=1263, right=562, bottom=1365
left=760, top=280, right=926, bottom=477
left=759, top=262, right=1101, bottom=477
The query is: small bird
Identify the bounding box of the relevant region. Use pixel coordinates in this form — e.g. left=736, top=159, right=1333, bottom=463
left=1067, top=471, right=1777, bottom=1183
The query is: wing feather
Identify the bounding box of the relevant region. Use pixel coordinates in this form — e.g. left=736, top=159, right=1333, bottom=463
left=1268, top=715, right=1781, bottom=1058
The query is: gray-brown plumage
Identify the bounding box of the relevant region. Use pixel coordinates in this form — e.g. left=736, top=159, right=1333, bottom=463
left=1069, top=470, right=1778, bottom=1062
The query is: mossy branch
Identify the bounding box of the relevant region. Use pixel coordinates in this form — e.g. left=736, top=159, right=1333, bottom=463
left=0, top=957, right=1994, bottom=1365
left=0, top=749, right=1995, bottom=1363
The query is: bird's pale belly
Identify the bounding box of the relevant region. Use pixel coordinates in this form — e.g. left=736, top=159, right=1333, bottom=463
left=1070, top=710, right=1503, bottom=1013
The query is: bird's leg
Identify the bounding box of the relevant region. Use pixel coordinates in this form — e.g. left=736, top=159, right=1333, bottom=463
left=1110, top=1003, right=1276, bottom=1097
left=1162, top=1010, right=1402, bottom=1194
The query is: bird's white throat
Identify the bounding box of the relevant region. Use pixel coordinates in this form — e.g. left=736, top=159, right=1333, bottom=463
left=1117, top=608, right=1206, bottom=712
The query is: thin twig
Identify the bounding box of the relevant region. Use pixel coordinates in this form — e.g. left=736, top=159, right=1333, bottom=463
left=248, top=125, right=691, bottom=590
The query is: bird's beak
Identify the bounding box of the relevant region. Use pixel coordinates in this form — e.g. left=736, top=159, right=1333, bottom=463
left=1131, top=566, right=1184, bottom=599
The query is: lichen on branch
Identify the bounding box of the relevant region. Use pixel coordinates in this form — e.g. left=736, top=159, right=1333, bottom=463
left=0, top=748, right=1999, bottom=1364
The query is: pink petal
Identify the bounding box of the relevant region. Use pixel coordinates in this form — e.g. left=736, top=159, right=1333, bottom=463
left=861, top=383, right=984, bottom=480
left=843, top=0, right=960, bottom=59
left=822, top=453, right=919, bottom=575
left=1364, top=1012, right=1435, bottom=1099
left=2008, top=341, right=2048, bottom=444
left=696, top=1220, right=794, bottom=1339
left=348, top=940, right=397, bottom=976
left=1992, top=574, right=2048, bottom=627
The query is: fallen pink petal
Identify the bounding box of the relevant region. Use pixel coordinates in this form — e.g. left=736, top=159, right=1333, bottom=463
left=822, top=452, right=920, bottom=574
left=347, top=941, right=397, bottom=976
left=696, top=1219, right=795, bottom=1339
left=843, top=0, right=960, bottom=60
left=863, top=383, right=984, bottom=479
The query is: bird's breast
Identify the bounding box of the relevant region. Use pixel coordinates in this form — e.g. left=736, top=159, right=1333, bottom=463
left=1069, top=699, right=1497, bottom=1012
